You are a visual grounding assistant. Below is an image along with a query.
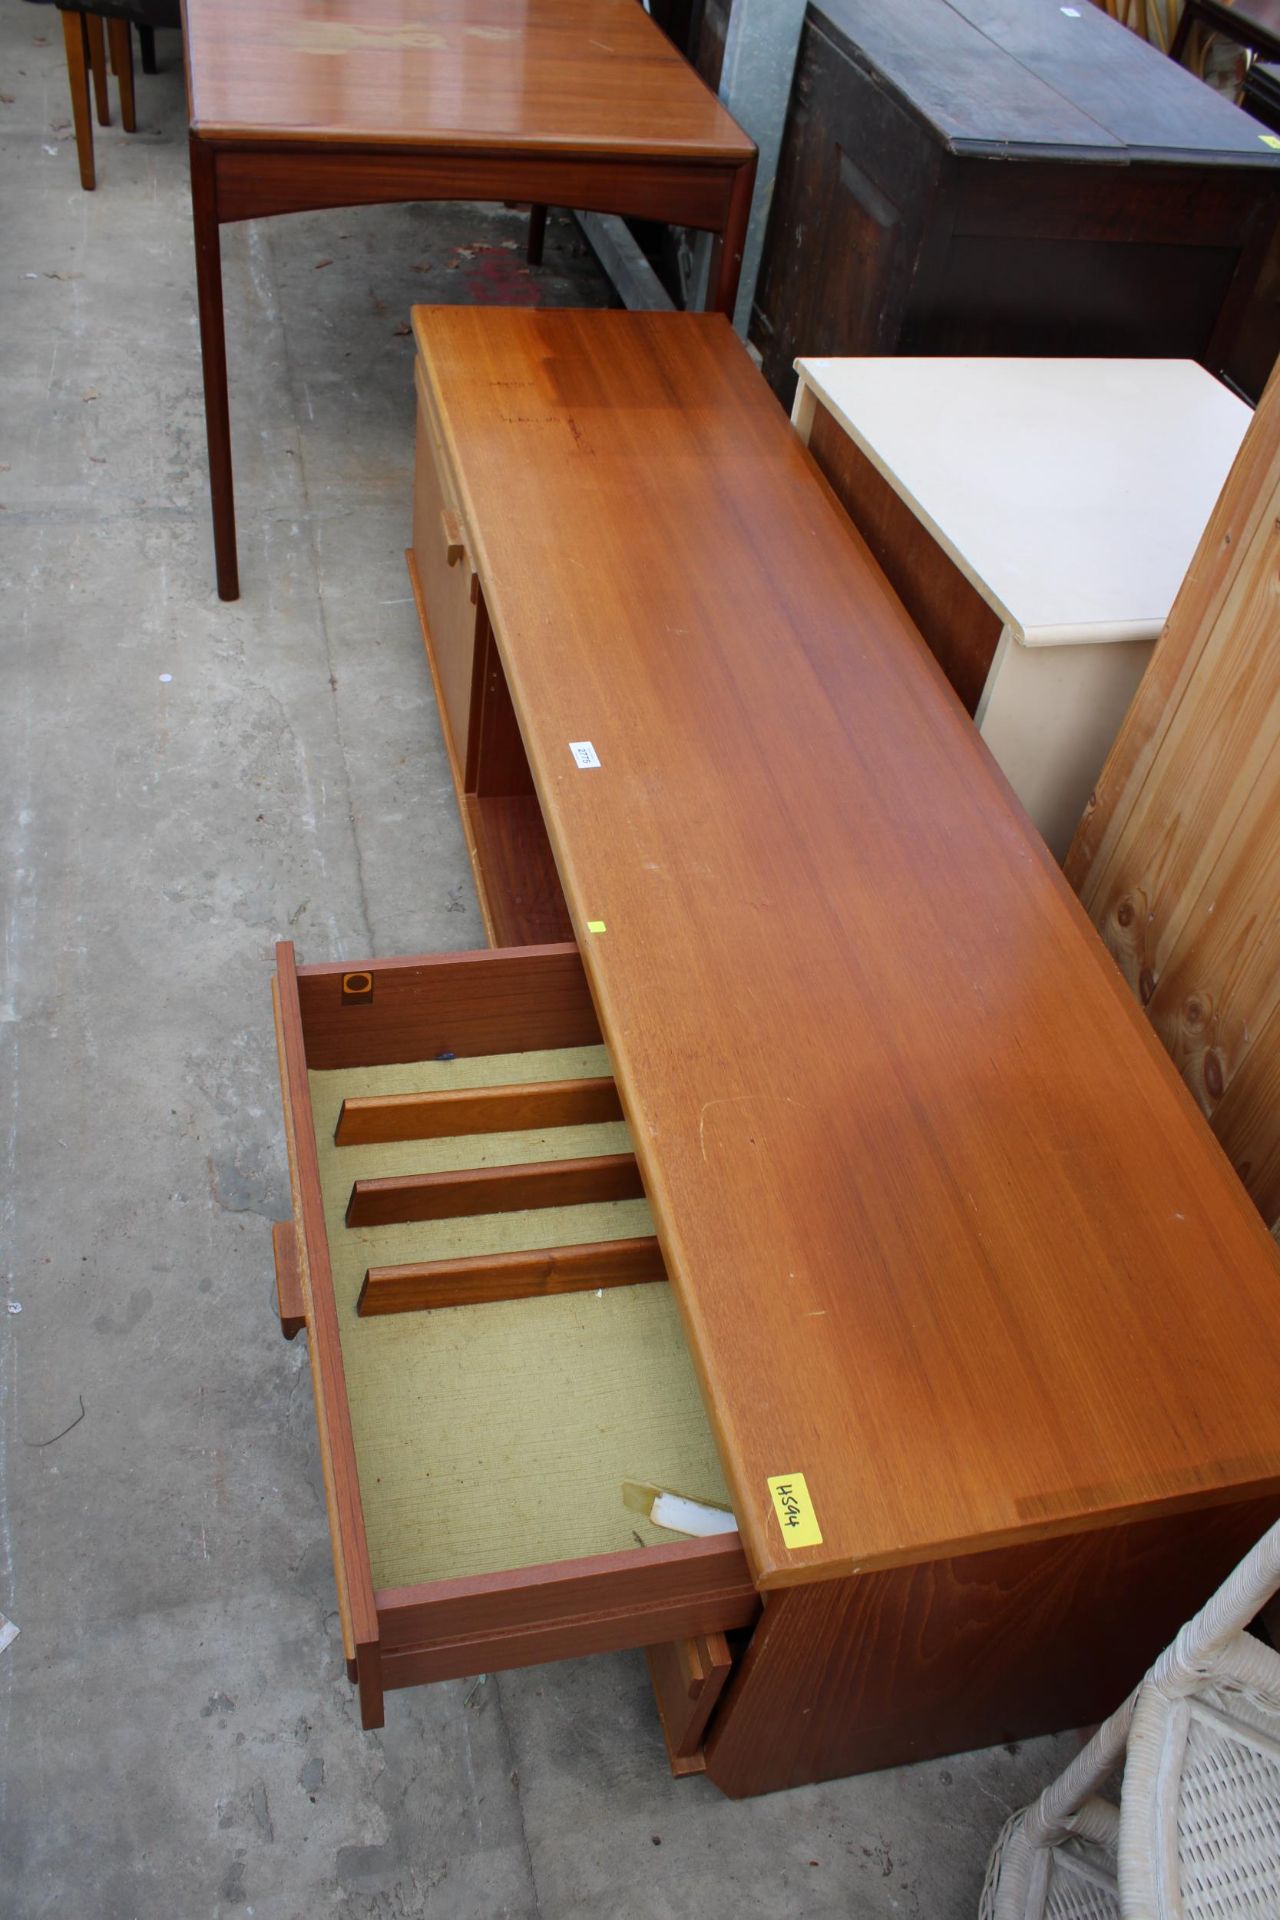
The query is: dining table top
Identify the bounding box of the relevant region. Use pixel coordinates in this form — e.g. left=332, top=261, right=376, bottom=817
left=182, top=0, right=756, bottom=158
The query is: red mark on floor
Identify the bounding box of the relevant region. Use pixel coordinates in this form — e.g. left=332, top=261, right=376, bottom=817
left=457, top=243, right=543, bottom=307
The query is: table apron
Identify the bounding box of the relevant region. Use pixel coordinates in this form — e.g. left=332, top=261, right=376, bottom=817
left=203, top=138, right=742, bottom=231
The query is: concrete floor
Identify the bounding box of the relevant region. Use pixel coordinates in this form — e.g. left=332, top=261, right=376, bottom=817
left=0, top=12, right=1081, bottom=1917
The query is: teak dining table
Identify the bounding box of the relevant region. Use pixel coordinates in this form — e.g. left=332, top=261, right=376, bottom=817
left=180, top=0, right=756, bottom=601
left=269, top=307, right=1280, bottom=1796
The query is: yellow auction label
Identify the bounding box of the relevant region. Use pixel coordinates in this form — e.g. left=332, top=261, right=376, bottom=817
left=1262, top=134, right=1280, bottom=149
left=767, top=1473, right=823, bottom=1549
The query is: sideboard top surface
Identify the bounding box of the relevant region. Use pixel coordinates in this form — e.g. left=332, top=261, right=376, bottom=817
left=811, top=0, right=1280, bottom=166
left=412, top=304, right=1280, bottom=1591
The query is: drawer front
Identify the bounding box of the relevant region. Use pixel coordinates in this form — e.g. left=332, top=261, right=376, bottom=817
left=378, top=1549, right=756, bottom=1694
left=412, top=353, right=482, bottom=776
left=273, top=938, right=758, bottom=1729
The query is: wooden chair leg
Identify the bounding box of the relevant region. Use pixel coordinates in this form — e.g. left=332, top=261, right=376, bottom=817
left=61, top=9, right=96, bottom=190
left=107, top=18, right=136, bottom=132
left=138, top=23, right=157, bottom=74
left=527, top=203, right=548, bottom=266
left=86, top=14, right=111, bottom=126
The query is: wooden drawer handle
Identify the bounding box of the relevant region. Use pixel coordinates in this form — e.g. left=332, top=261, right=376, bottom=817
left=441, top=506, right=466, bottom=568
left=440, top=505, right=481, bottom=604
left=272, top=1219, right=306, bottom=1341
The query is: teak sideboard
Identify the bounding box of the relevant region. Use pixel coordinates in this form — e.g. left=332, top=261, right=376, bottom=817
left=270, top=309, right=1280, bottom=1798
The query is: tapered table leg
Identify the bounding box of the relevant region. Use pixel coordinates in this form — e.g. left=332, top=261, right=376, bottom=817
left=708, top=156, right=756, bottom=320
left=189, top=134, right=240, bottom=601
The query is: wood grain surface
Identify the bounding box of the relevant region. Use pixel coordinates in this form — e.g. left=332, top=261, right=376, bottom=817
left=412, top=305, right=1280, bottom=1591
left=374, top=1534, right=758, bottom=1692
left=1067, top=372, right=1280, bottom=1231
left=295, top=943, right=601, bottom=1070
left=183, top=0, right=755, bottom=157
left=702, top=1495, right=1280, bottom=1794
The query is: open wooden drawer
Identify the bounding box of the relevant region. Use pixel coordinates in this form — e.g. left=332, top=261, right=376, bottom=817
left=272, top=937, right=759, bottom=1731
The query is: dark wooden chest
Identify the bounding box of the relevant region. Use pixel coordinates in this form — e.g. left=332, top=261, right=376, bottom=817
left=752, top=0, right=1280, bottom=405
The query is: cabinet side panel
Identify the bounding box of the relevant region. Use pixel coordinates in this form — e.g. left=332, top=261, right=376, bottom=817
left=806, top=402, right=1000, bottom=716
left=704, top=1497, right=1280, bottom=1796
left=751, top=18, right=936, bottom=404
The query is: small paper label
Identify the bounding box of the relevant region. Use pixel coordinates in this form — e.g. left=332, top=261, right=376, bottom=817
left=1261, top=134, right=1280, bottom=150
left=587, top=919, right=607, bottom=934
left=569, top=741, right=601, bottom=768
left=767, top=1473, right=823, bottom=1549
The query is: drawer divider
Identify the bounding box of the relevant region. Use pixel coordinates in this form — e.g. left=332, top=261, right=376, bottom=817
left=357, top=1233, right=666, bottom=1316
left=334, top=1074, right=623, bottom=1147
left=345, top=1152, right=644, bottom=1228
